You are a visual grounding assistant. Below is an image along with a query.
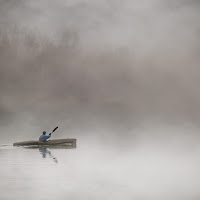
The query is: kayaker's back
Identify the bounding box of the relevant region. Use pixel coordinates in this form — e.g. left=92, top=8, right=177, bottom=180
left=39, top=135, right=43, bottom=142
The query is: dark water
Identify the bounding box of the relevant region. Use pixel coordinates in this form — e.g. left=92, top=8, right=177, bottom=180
left=0, top=137, right=200, bottom=200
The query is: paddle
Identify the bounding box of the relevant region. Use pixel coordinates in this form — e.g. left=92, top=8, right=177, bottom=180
left=50, top=126, right=58, bottom=134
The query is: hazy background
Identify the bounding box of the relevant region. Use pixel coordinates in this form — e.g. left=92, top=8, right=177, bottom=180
left=0, top=0, right=200, bottom=143
left=1, top=1, right=200, bottom=199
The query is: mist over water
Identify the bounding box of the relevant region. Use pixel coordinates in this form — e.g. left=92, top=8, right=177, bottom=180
left=0, top=0, right=200, bottom=199
left=1, top=137, right=200, bottom=200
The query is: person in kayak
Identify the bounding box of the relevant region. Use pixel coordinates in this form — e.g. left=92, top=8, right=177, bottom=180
left=39, top=131, right=51, bottom=142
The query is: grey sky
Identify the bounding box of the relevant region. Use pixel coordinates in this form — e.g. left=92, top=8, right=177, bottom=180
left=0, top=0, right=200, bottom=140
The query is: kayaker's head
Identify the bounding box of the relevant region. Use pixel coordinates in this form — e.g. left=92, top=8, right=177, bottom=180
left=43, top=131, right=46, bottom=135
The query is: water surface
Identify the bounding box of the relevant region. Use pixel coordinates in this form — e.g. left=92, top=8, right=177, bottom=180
left=0, top=138, right=200, bottom=200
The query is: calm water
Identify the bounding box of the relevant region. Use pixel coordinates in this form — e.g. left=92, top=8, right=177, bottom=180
left=0, top=137, right=200, bottom=200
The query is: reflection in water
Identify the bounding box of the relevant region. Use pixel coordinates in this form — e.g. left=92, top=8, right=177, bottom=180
left=23, top=142, right=77, bottom=164
left=39, top=147, right=58, bottom=163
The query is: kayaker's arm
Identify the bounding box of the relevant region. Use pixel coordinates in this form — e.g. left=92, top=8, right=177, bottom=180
left=43, top=134, right=51, bottom=141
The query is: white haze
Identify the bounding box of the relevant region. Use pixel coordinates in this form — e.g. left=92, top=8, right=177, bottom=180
left=0, top=0, right=200, bottom=199
left=0, top=0, right=199, bottom=140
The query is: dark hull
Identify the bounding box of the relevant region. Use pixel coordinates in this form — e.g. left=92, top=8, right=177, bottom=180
left=13, top=139, right=76, bottom=146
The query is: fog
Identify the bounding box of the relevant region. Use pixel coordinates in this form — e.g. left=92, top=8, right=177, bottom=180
left=0, top=1, right=200, bottom=199
left=0, top=0, right=200, bottom=140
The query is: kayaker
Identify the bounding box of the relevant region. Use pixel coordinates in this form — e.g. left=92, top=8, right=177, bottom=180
left=39, top=131, right=51, bottom=142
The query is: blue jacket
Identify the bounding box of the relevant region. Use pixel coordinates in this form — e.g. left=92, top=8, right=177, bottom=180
left=39, top=133, right=51, bottom=142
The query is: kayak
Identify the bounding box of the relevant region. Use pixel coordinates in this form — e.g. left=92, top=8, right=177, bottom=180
left=23, top=144, right=76, bottom=149
left=13, top=139, right=76, bottom=146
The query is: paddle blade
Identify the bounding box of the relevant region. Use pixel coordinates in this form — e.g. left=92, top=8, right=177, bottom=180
left=52, top=126, right=58, bottom=132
